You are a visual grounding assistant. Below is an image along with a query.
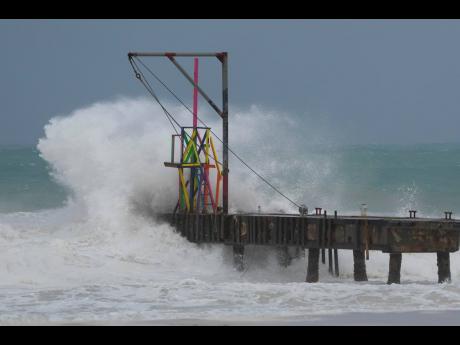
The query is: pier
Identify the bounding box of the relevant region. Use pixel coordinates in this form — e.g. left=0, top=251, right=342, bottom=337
left=128, top=51, right=460, bottom=284
left=158, top=212, right=459, bottom=284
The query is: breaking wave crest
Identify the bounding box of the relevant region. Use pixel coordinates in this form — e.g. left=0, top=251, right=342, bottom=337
left=1, top=97, right=460, bottom=323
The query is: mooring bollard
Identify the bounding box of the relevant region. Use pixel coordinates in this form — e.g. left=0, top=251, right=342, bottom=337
left=387, top=253, right=402, bottom=284
left=299, top=204, right=308, bottom=216
left=306, top=248, right=320, bottom=283
left=353, top=250, right=368, bottom=281
left=437, top=252, right=451, bottom=283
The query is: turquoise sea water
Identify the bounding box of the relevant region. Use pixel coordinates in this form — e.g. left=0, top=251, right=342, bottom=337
left=0, top=146, right=68, bottom=213
left=312, top=142, right=460, bottom=216
left=1, top=143, right=459, bottom=217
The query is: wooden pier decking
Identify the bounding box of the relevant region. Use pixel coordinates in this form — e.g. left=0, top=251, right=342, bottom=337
left=158, top=212, right=460, bottom=284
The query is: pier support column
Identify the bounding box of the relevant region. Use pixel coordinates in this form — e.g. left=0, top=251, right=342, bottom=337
left=233, top=245, right=245, bottom=272
left=306, top=248, right=320, bottom=283
left=333, top=249, right=339, bottom=277
left=277, top=246, right=292, bottom=267
left=353, top=250, right=368, bottom=282
left=437, top=252, right=451, bottom=283
left=387, top=253, right=402, bottom=284
left=328, top=248, right=333, bottom=274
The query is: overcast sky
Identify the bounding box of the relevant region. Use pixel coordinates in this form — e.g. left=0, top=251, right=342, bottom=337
left=1, top=19, right=460, bottom=146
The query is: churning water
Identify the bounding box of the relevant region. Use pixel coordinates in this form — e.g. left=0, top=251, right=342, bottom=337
left=1, top=97, right=460, bottom=324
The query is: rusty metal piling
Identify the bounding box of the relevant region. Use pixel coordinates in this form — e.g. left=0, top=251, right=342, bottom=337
left=327, top=218, right=333, bottom=275
left=321, top=211, right=326, bottom=264
left=437, top=252, right=451, bottom=283
left=353, top=250, right=368, bottom=282
left=233, top=244, right=245, bottom=272
left=333, top=210, right=339, bottom=277
left=387, top=253, right=402, bottom=284
left=306, top=248, right=320, bottom=283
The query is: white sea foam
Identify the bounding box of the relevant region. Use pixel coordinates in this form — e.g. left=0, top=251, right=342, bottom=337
left=0, top=97, right=459, bottom=324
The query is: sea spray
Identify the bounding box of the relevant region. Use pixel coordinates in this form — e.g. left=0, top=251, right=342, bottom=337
left=31, top=97, right=460, bottom=284
left=34, top=96, right=460, bottom=281
left=1, top=97, right=460, bottom=322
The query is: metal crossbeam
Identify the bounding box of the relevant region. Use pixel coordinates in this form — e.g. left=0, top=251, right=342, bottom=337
left=128, top=52, right=226, bottom=57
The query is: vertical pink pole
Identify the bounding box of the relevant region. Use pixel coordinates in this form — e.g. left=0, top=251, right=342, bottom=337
left=193, top=58, right=204, bottom=210
left=193, top=58, right=198, bottom=128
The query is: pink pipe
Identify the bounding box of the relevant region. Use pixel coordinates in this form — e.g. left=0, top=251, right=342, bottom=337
left=193, top=58, right=198, bottom=128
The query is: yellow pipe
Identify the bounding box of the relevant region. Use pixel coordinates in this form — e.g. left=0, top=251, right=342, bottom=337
left=178, top=168, right=190, bottom=211
left=209, top=136, right=221, bottom=175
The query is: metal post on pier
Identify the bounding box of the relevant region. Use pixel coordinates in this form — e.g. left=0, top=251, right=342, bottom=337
left=221, top=53, right=229, bottom=214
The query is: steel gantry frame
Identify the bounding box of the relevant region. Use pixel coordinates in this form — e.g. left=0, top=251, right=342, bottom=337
left=127, top=52, right=229, bottom=214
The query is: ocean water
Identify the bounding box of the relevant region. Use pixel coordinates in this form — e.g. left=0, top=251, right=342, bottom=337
left=1, top=97, right=460, bottom=324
